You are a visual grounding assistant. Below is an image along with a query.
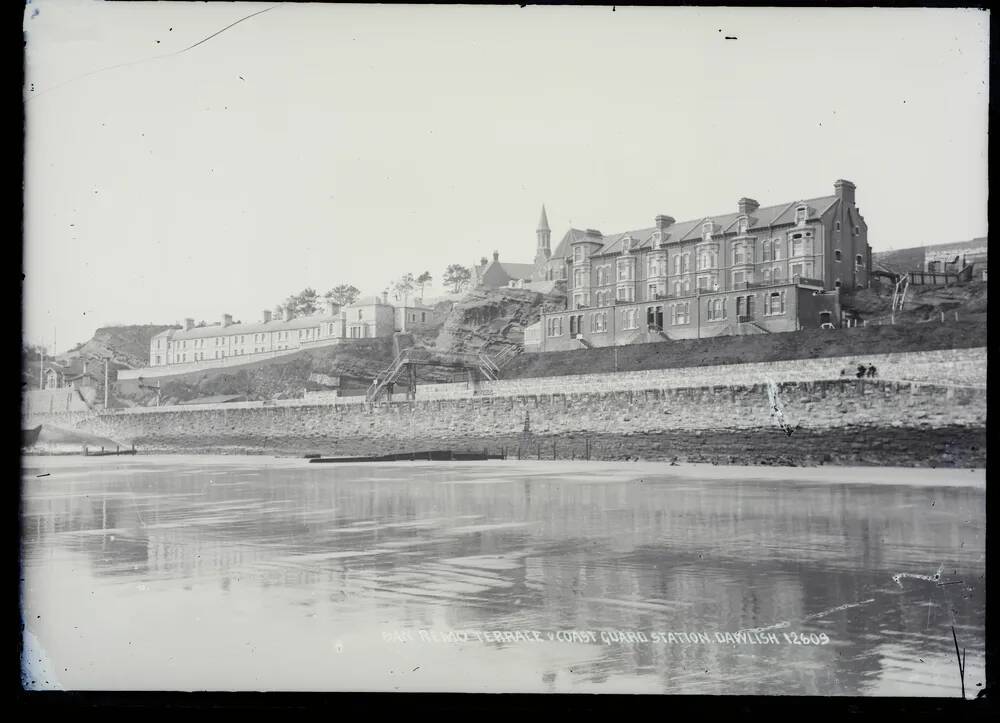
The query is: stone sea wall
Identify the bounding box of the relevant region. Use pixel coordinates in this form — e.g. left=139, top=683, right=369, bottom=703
left=27, top=377, right=987, bottom=467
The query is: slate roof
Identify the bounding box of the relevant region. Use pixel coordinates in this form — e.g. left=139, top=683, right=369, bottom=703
left=160, top=312, right=344, bottom=341
left=551, top=195, right=840, bottom=259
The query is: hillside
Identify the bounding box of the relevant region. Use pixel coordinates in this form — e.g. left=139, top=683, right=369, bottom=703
left=843, top=280, right=987, bottom=323
left=64, top=324, right=179, bottom=369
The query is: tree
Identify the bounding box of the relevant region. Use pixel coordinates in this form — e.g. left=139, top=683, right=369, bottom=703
left=281, top=288, right=320, bottom=317
left=391, top=273, right=416, bottom=306
left=416, top=271, right=432, bottom=300
left=324, top=284, right=360, bottom=307
left=443, top=264, right=472, bottom=293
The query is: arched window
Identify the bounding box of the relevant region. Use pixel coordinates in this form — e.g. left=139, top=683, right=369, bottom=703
left=855, top=254, right=864, bottom=268
left=835, top=250, right=842, bottom=261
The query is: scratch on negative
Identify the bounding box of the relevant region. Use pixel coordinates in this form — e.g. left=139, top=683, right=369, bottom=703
left=27, top=5, right=279, bottom=100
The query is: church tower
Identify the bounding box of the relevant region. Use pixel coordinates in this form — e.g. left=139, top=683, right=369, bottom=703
left=535, top=205, right=551, bottom=263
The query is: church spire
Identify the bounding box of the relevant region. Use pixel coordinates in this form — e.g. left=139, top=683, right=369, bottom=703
left=535, top=204, right=551, bottom=261
left=537, top=204, right=550, bottom=232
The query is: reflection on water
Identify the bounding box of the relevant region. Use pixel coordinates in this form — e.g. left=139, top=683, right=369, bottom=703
left=20, top=458, right=985, bottom=694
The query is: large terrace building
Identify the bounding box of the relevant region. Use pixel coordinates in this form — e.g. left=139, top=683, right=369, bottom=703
left=526, top=179, right=871, bottom=352
left=148, top=295, right=441, bottom=368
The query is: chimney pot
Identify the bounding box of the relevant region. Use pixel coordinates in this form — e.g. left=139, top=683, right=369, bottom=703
left=283, top=306, right=294, bottom=322
left=655, top=215, right=675, bottom=231
left=262, top=310, right=272, bottom=323
left=835, top=179, right=856, bottom=205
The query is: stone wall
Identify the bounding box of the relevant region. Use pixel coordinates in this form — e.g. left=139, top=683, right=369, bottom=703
left=27, top=378, right=986, bottom=467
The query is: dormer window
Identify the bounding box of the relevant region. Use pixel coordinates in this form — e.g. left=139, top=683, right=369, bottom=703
left=702, top=221, right=713, bottom=240
left=795, top=205, right=807, bottom=225
left=651, top=230, right=664, bottom=249
left=621, top=236, right=634, bottom=253
left=737, top=216, right=749, bottom=234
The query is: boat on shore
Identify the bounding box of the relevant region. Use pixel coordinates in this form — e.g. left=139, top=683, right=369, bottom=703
left=22, top=425, right=42, bottom=448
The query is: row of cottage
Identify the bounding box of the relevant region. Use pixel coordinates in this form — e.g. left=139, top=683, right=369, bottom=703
left=520, top=179, right=871, bottom=351
left=149, top=294, right=441, bottom=367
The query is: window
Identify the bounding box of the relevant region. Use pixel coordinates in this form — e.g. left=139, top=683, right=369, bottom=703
left=835, top=221, right=841, bottom=232
left=648, top=254, right=667, bottom=277
left=421, top=312, right=426, bottom=322
left=737, top=216, right=749, bottom=234
left=569, top=314, right=584, bottom=336
left=706, top=298, right=726, bottom=321
left=766, top=291, right=786, bottom=316
left=732, top=271, right=745, bottom=286
left=671, top=302, right=690, bottom=325
left=736, top=295, right=755, bottom=320
left=696, top=274, right=717, bottom=291
left=573, top=246, right=585, bottom=263
left=574, top=268, right=587, bottom=287
left=546, top=317, right=563, bottom=337
left=855, top=254, right=864, bottom=268
left=651, top=231, right=664, bottom=248
left=697, top=248, right=717, bottom=270
left=702, top=221, right=713, bottom=240
left=622, top=308, right=638, bottom=329
left=790, top=232, right=812, bottom=257
left=790, top=262, right=813, bottom=280
left=772, top=266, right=783, bottom=280
left=762, top=242, right=772, bottom=262
left=621, top=236, right=633, bottom=253
left=835, top=249, right=842, bottom=262
left=357, top=310, right=363, bottom=320
left=573, top=293, right=590, bottom=309
left=854, top=226, right=860, bottom=236
left=592, top=312, right=607, bottom=333
left=795, top=205, right=807, bottom=225
left=732, top=242, right=749, bottom=265
left=772, top=238, right=783, bottom=261
left=617, top=258, right=634, bottom=281
left=616, top=285, right=635, bottom=302
left=596, top=266, right=609, bottom=286
left=835, top=279, right=842, bottom=288
left=672, top=278, right=690, bottom=296
left=672, top=253, right=690, bottom=275
left=646, top=305, right=664, bottom=329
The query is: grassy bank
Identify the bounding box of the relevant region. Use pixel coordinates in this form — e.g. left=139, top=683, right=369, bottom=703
left=504, top=319, right=986, bottom=380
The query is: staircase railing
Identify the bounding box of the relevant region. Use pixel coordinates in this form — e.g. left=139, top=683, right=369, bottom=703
left=366, top=347, right=415, bottom=405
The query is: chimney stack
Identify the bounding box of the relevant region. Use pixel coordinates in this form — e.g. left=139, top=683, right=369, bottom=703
left=283, top=306, right=294, bottom=322
left=585, top=229, right=603, bottom=238
left=325, top=300, right=338, bottom=316
left=262, top=310, right=272, bottom=323
left=381, top=291, right=389, bottom=305
left=184, top=318, right=194, bottom=331
left=655, top=215, right=675, bottom=231
left=480, top=256, right=488, bottom=266
left=222, top=313, right=233, bottom=327
left=737, top=198, right=760, bottom=215
left=493, top=250, right=499, bottom=261
left=834, top=179, right=856, bottom=206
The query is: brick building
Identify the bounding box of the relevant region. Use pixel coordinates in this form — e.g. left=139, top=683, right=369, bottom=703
left=526, top=179, right=870, bottom=352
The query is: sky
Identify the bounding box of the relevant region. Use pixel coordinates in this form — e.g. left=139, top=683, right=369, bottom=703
left=23, top=2, right=989, bottom=352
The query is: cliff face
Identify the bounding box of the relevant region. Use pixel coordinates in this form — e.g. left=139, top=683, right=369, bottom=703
left=434, top=284, right=566, bottom=356
left=66, top=325, right=179, bottom=369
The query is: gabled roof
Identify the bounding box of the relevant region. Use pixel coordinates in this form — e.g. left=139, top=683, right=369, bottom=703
left=552, top=195, right=840, bottom=259
left=492, top=261, right=537, bottom=279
